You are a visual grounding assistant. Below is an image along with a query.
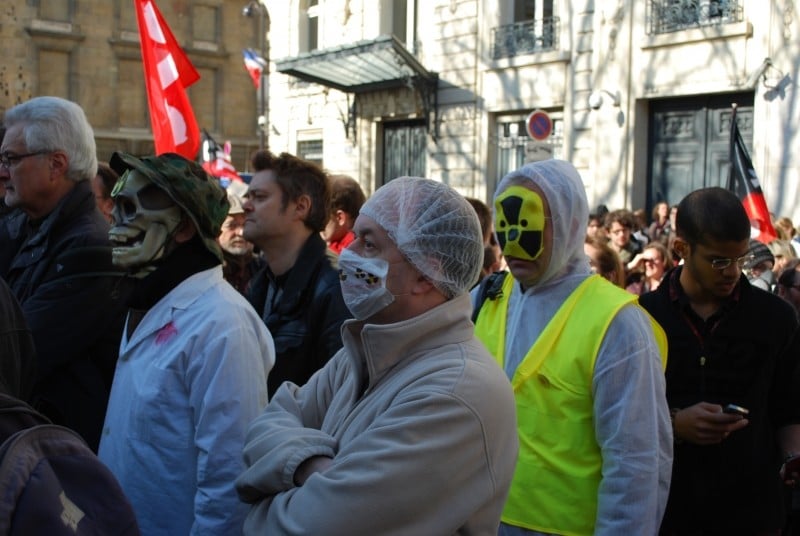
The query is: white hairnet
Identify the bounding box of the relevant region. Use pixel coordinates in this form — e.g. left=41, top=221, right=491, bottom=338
left=359, top=177, right=483, bottom=299
left=494, top=160, right=590, bottom=286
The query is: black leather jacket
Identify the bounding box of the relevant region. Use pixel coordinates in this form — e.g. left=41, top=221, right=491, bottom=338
left=2, top=181, right=130, bottom=451
left=248, top=233, right=351, bottom=396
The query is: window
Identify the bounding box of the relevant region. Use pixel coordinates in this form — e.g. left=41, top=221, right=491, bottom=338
left=118, top=58, right=148, bottom=128
left=494, top=111, right=563, bottom=184
left=514, top=0, right=553, bottom=22
left=37, top=0, right=72, bottom=22
left=392, top=0, right=408, bottom=44
left=646, top=0, right=743, bottom=35
left=492, top=0, right=557, bottom=59
left=306, top=0, right=319, bottom=52
left=191, top=67, right=219, bottom=132
left=192, top=5, right=220, bottom=43
left=380, top=0, right=415, bottom=49
left=38, top=50, right=70, bottom=98
left=297, top=138, right=323, bottom=166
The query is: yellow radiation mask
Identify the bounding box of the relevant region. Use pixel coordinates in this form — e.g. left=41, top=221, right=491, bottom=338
left=494, top=185, right=545, bottom=261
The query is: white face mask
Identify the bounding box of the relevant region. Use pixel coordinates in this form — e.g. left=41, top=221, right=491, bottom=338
left=338, top=248, right=395, bottom=320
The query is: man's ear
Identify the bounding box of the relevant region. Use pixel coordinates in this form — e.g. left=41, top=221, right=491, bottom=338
left=411, top=274, right=437, bottom=296
left=672, top=237, right=688, bottom=260
left=334, top=209, right=347, bottom=226
left=294, top=194, right=311, bottom=220
left=49, top=151, right=69, bottom=180
left=174, top=218, right=198, bottom=243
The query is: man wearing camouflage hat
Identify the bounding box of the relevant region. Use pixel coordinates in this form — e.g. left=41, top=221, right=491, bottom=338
left=97, top=152, right=275, bottom=535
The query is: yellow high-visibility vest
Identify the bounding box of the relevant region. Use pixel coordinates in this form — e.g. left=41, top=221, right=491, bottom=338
left=475, top=274, right=667, bottom=535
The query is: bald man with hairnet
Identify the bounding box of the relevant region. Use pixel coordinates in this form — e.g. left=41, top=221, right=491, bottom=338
left=236, top=176, right=518, bottom=535
left=473, top=160, right=672, bottom=535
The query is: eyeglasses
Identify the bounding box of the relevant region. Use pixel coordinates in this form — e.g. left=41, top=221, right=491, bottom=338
left=643, top=258, right=659, bottom=265
left=709, top=254, right=754, bottom=270
left=0, top=151, right=49, bottom=169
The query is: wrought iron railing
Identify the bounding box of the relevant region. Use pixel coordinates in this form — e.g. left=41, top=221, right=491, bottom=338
left=491, top=17, right=559, bottom=59
left=646, top=0, right=743, bottom=35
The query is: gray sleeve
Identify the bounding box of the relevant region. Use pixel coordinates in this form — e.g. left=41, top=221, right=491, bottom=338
left=236, top=362, right=340, bottom=504
left=592, top=304, right=672, bottom=535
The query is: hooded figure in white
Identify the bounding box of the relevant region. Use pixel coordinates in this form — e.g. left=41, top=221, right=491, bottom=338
left=473, top=160, right=673, bottom=535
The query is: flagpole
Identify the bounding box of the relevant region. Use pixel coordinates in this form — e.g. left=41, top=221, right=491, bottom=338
left=727, top=102, right=737, bottom=191
left=243, top=1, right=270, bottom=151
left=259, top=8, right=267, bottom=151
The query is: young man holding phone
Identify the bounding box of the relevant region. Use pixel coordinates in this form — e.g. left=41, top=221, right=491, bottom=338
left=640, top=187, right=800, bottom=534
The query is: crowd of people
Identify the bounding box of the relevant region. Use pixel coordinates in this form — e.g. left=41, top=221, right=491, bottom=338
left=1, top=95, right=799, bottom=535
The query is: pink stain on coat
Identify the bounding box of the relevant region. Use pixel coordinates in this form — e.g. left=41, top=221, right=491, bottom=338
left=155, top=321, right=178, bottom=345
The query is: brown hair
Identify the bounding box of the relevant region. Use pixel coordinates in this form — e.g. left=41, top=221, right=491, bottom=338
left=585, top=235, right=625, bottom=287
left=329, top=174, right=366, bottom=220
left=249, top=150, right=330, bottom=232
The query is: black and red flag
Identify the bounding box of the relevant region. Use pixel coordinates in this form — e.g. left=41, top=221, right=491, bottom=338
left=726, top=104, right=777, bottom=243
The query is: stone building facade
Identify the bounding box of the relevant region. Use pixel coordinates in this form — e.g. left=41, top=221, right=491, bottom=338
left=2, top=0, right=797, bottom=222
left=264, top=0, right=800, bottom=221
left=0, top=0, right=264, bottom=166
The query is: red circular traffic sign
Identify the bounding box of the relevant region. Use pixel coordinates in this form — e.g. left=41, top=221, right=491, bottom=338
left=526, top=110, right=552, bottom=141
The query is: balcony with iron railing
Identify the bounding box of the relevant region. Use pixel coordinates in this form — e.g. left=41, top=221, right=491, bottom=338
left=491, top=17, right=559, bottom=60
left=646, top=0, right=743, bottom=35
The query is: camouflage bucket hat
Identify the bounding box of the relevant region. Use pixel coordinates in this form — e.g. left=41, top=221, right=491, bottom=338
left=109, top=151, right=230, bottom=261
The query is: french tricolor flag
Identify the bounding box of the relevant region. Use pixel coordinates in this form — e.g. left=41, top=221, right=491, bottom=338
left=243, top=48, right=267, bottom=89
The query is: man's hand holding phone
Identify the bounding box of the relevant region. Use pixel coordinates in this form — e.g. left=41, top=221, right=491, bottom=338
left=672, top=402, right=749, bottom=445
left=781, top=454, right=800, bottom=487
left=722, top=403, right=749, bottom=416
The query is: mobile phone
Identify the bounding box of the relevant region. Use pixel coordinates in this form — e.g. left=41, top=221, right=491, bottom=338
left=723, top=403, right=749, bottom=416
left=785, top=455, right=800, bottom=475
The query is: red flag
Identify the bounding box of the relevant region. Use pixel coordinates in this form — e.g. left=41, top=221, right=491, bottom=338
left=135, top=0, right=200, bottom=159
left=727, top=105, right=777, bottom=243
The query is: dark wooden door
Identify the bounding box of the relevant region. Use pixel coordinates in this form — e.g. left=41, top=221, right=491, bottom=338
left=382, top=121, right=427, bottom=184
left=648, top=92, right=754, bottom=209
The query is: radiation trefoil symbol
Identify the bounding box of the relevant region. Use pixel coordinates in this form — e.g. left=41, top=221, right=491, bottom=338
left=494, top=185, right=545, bottom=261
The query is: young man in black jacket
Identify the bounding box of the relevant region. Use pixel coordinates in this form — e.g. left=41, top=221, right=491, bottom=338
left=640, top=187, right=800, bottom=534
left=243, top=151, right=351, bottom=396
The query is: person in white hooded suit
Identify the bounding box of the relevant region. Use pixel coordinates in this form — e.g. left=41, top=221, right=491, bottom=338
left=473, top=159, right=672, bottom=535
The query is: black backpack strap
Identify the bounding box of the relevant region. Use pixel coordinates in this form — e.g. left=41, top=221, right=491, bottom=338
left=471, top=271, right=509, bottom=323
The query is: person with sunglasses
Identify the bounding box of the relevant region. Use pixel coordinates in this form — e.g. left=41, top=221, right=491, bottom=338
left=640, top=187, right=800, bottom=534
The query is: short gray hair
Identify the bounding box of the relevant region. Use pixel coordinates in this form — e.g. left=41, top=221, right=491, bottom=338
left=3, top=96, right=97, bottom=182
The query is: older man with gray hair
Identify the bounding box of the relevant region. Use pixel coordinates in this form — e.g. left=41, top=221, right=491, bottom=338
left=0, top=96, right=129, bottom=451
left=237, top=176, right=518, bottom=535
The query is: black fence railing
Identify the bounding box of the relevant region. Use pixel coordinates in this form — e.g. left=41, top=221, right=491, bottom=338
left=646, top=0, right=743, bottom=35
left=491, top=17, right=559, bottom=59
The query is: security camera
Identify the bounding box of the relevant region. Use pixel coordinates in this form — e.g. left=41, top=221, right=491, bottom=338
left=257, top=115, right=267, bottom=127
left=588, top=91, right=604, bottom=110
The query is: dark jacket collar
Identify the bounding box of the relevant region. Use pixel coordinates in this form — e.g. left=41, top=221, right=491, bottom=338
left=22, top=180, right=94, bottom=249
left=270, top=233, right=335, bottom=314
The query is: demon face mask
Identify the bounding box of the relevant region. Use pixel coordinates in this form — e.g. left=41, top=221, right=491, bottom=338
left=108, top=169, right=183, bottom=274
left=494, top=185, right=546, bottom=261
